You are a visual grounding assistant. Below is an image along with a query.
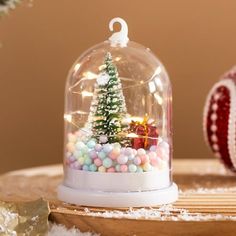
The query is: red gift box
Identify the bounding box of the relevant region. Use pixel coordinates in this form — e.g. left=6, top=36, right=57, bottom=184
left=130, top=118, right=158, bottom=149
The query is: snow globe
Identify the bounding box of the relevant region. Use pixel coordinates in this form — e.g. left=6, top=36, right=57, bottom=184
left=58, top=17, right=178, bottom=207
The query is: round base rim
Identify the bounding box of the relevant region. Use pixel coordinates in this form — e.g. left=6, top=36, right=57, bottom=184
left=57, top=183, right=178, bottom=207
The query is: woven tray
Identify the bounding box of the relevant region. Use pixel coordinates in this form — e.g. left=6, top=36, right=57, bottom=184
left=1, top=159, right=236, bottom=236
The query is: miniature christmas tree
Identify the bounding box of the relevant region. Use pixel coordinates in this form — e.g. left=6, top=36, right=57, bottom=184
left=90, top=52, right=128, bottom=144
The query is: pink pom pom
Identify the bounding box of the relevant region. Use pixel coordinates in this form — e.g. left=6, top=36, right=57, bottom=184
left=150, top=156, right=161, bottom=167
left=89, top=150, right=98, bottom=159
left=120, top=164, right=128, bottom=172
left=148, top=151, right=157, bottom=159
left=94, top=158, right=102, bottom=167
left=108, top=148, right=120, bottom=160
left=140, top=154, right=149, bottom=164
left=107, top=167, right=115, bottom=173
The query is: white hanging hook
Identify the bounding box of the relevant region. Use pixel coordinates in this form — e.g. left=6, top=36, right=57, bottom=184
left=109, top=17, right=129, bottom=47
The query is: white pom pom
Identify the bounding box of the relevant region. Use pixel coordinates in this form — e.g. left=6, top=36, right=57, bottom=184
left=99, top=135, right=108, bottom=143
left=97, top=72, right=109, bottom=86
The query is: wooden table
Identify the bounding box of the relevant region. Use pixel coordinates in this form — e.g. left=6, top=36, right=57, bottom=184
left=1, top=159, right=236, bottom=236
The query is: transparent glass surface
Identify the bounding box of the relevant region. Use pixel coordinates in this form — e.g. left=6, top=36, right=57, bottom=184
left=63, top=40, right=173, bottom=192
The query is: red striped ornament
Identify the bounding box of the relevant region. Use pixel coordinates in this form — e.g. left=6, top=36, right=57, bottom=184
left=203, top=67, right=236, bottom=172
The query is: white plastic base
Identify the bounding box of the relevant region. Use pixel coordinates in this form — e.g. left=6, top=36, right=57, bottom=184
left=63, top=167, right=170, bottom=192
left=57, top=183, right=178, bottom=207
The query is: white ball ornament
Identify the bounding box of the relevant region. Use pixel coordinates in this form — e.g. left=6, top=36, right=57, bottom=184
left=99, top=135, right=108, bottom=144
left=117, top=154, right=128, bottom=164
left=124, top=147, right=133, bottom=156
left=137, top=148, right=146, bottom=156
left=97, top=72, right=110, bottom=86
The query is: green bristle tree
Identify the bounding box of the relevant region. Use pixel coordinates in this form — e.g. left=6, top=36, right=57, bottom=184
left=90, top=52, right=129, bottom=144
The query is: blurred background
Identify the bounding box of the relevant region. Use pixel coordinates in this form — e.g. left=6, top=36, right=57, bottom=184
left=0, top=0, right=235, bottom=173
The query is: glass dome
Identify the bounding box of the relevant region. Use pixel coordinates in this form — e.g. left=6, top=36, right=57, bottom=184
left=58, top=18, right=178, bottom=207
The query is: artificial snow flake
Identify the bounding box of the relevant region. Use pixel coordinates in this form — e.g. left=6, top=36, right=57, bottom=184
left=96, top=72, right=109, bottom=86
left=84, top=204, right=236, bottom=222
left=47, top=224, right=99, bottom=236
